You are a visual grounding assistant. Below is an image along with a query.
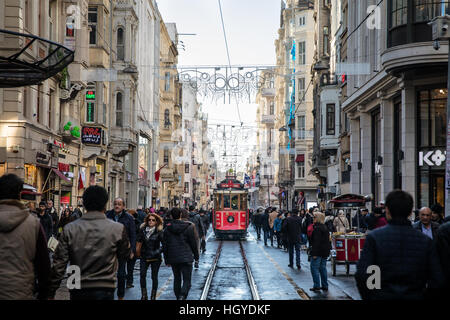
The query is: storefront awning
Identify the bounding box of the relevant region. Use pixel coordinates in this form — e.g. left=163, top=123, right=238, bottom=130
left=52, top=168, right=71, bottom=182
left=295, top=154, right=304, bottom=162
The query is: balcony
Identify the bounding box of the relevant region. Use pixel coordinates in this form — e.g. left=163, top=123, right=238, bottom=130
left=110, top=127, right=136, bottom=157
left=261, top=114, right=275, bottom=124
left=160, top=167, right=175, bottom=182
left=261, top=88, right=275, bottom=97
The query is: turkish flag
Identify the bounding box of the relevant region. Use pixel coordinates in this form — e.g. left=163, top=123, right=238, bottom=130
left=78, top=171, right=84, bottom=189
left=154, top=164, right=167, bottom=182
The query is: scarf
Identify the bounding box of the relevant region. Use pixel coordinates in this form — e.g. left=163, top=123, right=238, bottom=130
left=145, top=226, right=156, bottom=240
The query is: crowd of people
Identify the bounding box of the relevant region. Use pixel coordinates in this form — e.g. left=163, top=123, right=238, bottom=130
left=1, top=172, right=450, bottom=300
left=0, top=173, right=211, bottom=301
left=250, top=192, right=450, bottom=298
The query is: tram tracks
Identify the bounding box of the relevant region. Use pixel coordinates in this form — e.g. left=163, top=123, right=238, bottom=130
left=200, top=240, right=260, bottom=300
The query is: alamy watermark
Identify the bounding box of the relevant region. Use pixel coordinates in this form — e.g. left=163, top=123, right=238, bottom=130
left=366, top=265, right=381, bottom=290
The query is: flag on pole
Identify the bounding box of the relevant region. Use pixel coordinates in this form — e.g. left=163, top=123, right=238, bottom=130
left=154, top=164, right=167, bottom=182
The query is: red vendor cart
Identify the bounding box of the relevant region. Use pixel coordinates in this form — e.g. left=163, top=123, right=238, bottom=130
left=328, top=194, right=370, bottom=276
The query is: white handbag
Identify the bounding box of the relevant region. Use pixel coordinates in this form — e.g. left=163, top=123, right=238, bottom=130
left=47, top=236, right=59, bottom=252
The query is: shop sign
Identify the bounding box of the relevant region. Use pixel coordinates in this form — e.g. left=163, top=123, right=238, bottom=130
left=36, top=151, right=50, bottom=165
left=81, top=126, right=102, bottom=145
left=419, top=149, right=446, bottom=167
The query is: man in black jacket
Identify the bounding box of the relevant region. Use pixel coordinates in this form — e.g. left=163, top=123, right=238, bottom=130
left=188, top=205, right=204, bottom=267
left=355, top=190, right=443, bottom=300
left=106, top=198, right=136, bottom=299
left=413, top=207, right=440, bottom=240
left=46, top=200, right=59, bottom=237
left=199, top=209, right=210, bottom=253
left=253, top=209, right=263, bottom=240
left=261, top=208, right=271, bottom=246
left=163, top=207, right=199, bottom=300
left=282, top=209, right=302, bottom=269
left=38, top=201, right=53, bottom=241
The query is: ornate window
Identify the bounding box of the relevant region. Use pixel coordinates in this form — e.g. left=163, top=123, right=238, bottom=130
left=116, top=92, right=123, bottom=127
left=117, top=27, right=124, bottom=60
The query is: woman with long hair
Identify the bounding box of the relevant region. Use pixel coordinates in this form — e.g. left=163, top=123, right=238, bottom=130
left=309, top=212, right=331, bottom=292
left=136, top=213, right=164, bottom=300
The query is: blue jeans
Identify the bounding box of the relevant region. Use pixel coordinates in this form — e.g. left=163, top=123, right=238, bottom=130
left=301, top=233, right=308, bottom=245
left=310, top=257, right=328, bottom=289
left=288, top=241, right=301, bottom=266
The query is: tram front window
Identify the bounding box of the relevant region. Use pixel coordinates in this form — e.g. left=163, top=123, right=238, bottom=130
left=231, top=195, right=239, bottom=210
left=240, top=193, right=247, bottom=211
left=224, top=195, right=230, bottom=209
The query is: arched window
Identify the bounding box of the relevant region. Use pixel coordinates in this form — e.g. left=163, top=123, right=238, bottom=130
left=164, top=109, right=170, bottom=128
left=116, top=92, right=123, bottom=127
left=117, top=27, right=124, bottom=60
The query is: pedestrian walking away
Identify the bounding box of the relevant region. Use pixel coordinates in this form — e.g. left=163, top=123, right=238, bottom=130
left=136, top=213, right=164, bottom=300
left=0, top=174, right=51, bottom=300
left=188, top=205, right=204, bottom=267
left=261, top=208, right=271, bottom=246
left=48, top=186, right=130, bottom=300
left=163, top=208, right=199, bottom=300
left=309, top=212, right=331, bottom=292
left=282, top=209, right=302, bottom=269
left=106, top=198, right=136, bottom=299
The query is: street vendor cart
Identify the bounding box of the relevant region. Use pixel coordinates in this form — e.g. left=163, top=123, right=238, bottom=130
left=328, top=194, right=370, bottom=276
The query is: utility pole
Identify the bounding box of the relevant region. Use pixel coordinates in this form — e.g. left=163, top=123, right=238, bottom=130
left=430, top=15, right=450, bottom=217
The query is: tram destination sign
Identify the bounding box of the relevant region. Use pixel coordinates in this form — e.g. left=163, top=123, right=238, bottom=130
left=81, top=126, right=102, bottom=145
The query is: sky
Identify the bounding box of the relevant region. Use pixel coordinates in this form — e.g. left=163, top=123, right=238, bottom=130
left=156, top=0, right=281, bottom=173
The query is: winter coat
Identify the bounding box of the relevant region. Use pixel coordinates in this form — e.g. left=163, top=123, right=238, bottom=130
left=282, top=215, right=302, bottom=244
left=106, top=210, right=137, bottom=254
left=136, top=209, right=147, bottom=225
left=413, top=221, right=440, bottom=240
left=269, top=211, right=278, bottom=229
left=435, top=222, right=450, bottom=291
left=137, top=224, right=164, bottom=261
left=333, top=214, right=350, bottom=233
left=49, top=211, right=130, bottom=296
left=163, top=219, right=199, bottom=264
left=324, top=215, right=335, bottom=233
left=46, top=207, right=59, bottom=235
left=301, top=213, right=314, bottom=234
left=355, top=219, right=444, bottom=300
left=261, top=212, right=270, bottom=231
left=38, top=212, right=53, bottom=241
left=352, top=213, right=368, bottom=231
left=253, top=213, right=264, bottom=227
left=0, top=200, right=51, bottom=300
left=200, top=214, right=210, bottom=231
left=273, top=217, right=283, bottom=232
left=310, top=223, right=331, bottom=258
left=188, top=211, right=205, bottom=238
left=374, top=216, right=388, bottom=229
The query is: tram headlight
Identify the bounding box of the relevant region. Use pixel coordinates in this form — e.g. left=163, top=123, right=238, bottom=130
left=227, top=216, right=235, bottom=223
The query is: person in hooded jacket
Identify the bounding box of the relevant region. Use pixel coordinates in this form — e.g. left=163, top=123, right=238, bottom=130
left=136, top=213, right=164, bottom=300
left=163, top=207, right=199, bottom=300
left=0, top=174, right=51, bottom=300
left=253, top=209, right=264, bottom=240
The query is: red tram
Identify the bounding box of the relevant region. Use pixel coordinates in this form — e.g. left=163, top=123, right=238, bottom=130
left=213, top=175, right=249, bottom=239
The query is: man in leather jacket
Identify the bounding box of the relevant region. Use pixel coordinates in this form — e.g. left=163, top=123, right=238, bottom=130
left=48, top=186, right=130, bottom=300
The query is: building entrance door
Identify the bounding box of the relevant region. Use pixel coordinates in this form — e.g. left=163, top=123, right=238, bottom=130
left=430, top=172, right=445, bottom=208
